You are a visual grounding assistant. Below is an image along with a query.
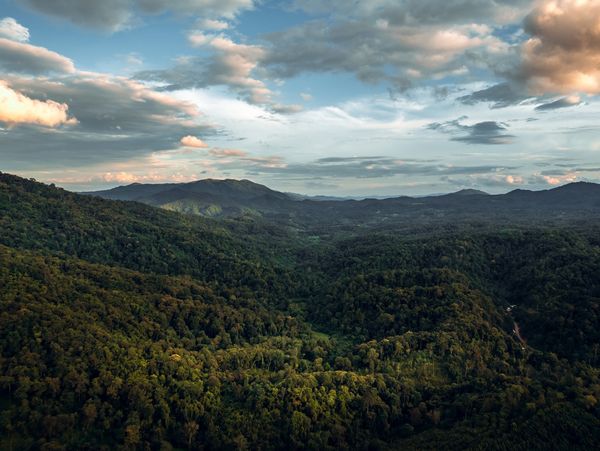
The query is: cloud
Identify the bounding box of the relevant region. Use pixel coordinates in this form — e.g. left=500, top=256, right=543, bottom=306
left=271, top=103, right=303, bottom=114
left=262, top=20, right=507, bottom=89
left=443, top=173, right=525, bottom=188
left=102, top=171, right=199, bottom=184
left=181, top=135, right=209, bottom=148
left=453, top=121, right=515, bottom=145
left=457, top=82, right=531, bottom=108
left=17, top=0, right=254, bottom=31
left=530, top=171, right=579, bottom=186
left=0, top=73, right=210, bottom=169
left=535, top=95, right=582, bottom=111
left=197, top=18, right=229, bottom=30
left=215, top=153, right=513, bottom=179
left=518, top=0, right=600, bottom=95
left=292, top=0, right=531, bottom=26
left=258, top=0, right=535, bottom=91
left=0, top=38, right=75, bottom=74
left=208, top=148, right=247, bottom=157
left=143, top=35, right=267, bottom=103
left=131, top=0, right=530, bottom=111
left=429, top=1, right=600, bottom=107
left=429, top=118, right=515, bottom=145
left=0, top=17, right=30, bottom=42
left=0, top=81, right=77, bottom=127
left=136, top=35, right=300, bottom=113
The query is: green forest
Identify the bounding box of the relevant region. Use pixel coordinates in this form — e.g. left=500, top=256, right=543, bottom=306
left=1, top=172, right=600, bottom=450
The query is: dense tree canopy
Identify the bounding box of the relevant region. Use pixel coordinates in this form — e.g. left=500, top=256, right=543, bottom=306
left=1, top=173, right=599, bottom=450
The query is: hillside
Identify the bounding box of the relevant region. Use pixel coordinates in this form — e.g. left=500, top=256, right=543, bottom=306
left=1, top=173, right=600, bottom=450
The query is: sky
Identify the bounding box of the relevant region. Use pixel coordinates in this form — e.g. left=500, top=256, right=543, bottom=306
left=1, top=0, right=600, bottom=196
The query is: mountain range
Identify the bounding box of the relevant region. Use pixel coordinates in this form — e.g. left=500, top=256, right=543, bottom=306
left=86, top=179, right=600, bottom=231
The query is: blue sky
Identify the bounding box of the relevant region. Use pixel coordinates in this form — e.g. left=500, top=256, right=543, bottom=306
left=1, top=0, right=600, bottom=196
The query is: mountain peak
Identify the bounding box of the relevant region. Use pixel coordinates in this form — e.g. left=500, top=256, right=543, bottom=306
left=453, top=189, right=489, bottom=196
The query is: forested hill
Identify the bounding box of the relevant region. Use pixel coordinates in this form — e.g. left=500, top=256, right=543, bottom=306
left=1, top=172, right=600, bottom=450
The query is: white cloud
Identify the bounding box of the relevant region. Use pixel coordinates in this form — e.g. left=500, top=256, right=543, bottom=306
left=181, top=135, right=209, bottom=148
left=519, top=0, right=600, bottom=95
left=0, top=81, right=77, bottom=127
left=0, top=17, right=30, bottom=42
left=102, top=171, right=200, bottom=184
left=197, top=18, right=229, bottom=30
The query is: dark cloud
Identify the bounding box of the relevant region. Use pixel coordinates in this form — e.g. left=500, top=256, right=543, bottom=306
left=453, top=121, right=514, bottom=145
left=429, top=118, right=515, bottom=145
left=0, top=38, right=75, bottom=74
left=457, top=83, right=530, bottom=108
left=17, top=0, right=254, bottom=31
left=535, top=96, right=582, bottom=112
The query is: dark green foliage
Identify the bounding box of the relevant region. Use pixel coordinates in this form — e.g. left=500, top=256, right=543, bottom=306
left=1, top=173, right=600, bottom=450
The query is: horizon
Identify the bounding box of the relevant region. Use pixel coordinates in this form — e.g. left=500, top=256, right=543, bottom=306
left=7, top=170, right=595, bottom=200
left=1, top=0, right=600, bottom=196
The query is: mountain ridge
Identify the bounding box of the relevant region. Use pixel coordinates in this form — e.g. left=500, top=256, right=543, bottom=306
left=86, top=178, right=600, bottom=202
left=83, top=178, right=600, bottom=224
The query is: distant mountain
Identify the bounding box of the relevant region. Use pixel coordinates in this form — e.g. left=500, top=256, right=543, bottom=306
left=85, top=179, right=600, bottom=228
left=85, top=178, right=293, bottom=217
left=446, top=189, right=490, bottom=196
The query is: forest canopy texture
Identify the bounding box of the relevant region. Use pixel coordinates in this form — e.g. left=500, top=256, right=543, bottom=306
left=1, top=172, right=600, bottom=450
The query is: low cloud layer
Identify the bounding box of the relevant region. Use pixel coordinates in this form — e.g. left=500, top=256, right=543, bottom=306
left=216, top=154, right=515, bottom=180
